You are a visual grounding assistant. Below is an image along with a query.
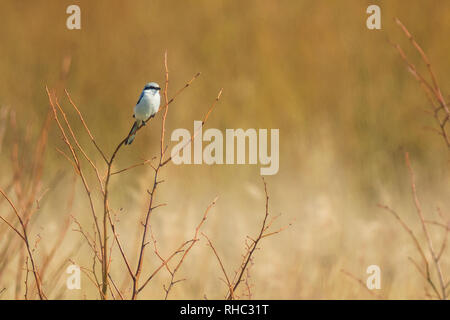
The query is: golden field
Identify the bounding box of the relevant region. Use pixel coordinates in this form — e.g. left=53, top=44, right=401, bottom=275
left=0, top=0, right=449, bottom=299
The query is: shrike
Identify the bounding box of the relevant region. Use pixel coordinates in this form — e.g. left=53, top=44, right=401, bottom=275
left=126, top=82, right=161, bottom=145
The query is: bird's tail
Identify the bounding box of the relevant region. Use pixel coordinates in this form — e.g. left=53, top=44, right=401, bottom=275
left=125, top=120, right=141, bottom=145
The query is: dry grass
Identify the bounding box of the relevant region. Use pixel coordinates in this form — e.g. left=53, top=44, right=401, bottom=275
left=0, top=52, right=290, bottom=299
left=1, top=2, right=450, bottom=300
left=341, top=17, right=449, bottom=300
left=377, top=18, right=449, bottom=300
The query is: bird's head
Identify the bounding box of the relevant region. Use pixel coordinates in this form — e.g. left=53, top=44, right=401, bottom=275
left=143, top=82, right=161, bottom=95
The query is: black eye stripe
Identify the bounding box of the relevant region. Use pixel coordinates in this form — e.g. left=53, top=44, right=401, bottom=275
left=145, top=86, right=161, bottom=90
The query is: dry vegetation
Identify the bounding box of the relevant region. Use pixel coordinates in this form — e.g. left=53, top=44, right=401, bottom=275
left=342, top=17, right=449, bottom=300
left=378, top=18, right=449, bottom=300
left=1, top=1, right=450, bottom=299
left=0, top=53, right=290, bottom=300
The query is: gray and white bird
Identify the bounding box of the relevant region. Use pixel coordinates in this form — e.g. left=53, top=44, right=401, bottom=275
left=126, top=82, right=161, bottom=145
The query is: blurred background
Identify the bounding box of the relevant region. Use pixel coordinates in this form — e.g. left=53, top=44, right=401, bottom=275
left=0, top=0, right=449, bottom=299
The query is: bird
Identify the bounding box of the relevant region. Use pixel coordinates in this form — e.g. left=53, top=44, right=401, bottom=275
left=125, top=82, right=161, bottom=145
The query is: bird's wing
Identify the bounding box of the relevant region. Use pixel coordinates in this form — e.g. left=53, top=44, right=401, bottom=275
left=133, top=91, right=144, bottom=117
left=136, top=90, right=144, bottom=105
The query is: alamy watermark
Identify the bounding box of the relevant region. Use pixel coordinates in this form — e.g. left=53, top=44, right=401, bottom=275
left=171, top=121, right=279, bottom=175
left=366, top=5, right=381, bottom=30
left=66, top=264, right=81, bottom=290
left=66, top=5, right=81, bottom=30
left=366, top=265, right=381, bottom=290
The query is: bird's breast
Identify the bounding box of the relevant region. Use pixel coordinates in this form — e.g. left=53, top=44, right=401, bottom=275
left=134, top=93, right=160, bottom=120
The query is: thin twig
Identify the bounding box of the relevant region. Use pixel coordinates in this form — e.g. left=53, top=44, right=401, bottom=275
left=0, top=188, right=46, bottom=300
left=405, top=153, right=446, bottom=299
